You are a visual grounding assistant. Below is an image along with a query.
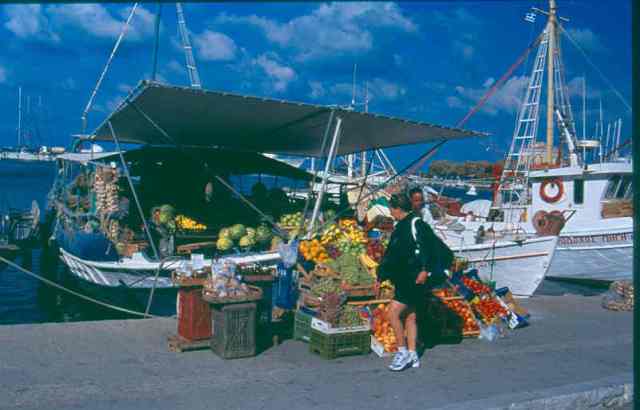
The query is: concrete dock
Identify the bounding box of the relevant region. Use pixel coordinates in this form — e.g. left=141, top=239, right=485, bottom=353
left=0, top=294, right=632, bottom=410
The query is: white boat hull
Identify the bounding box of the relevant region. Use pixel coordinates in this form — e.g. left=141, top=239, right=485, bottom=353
left=546, top=230, right=632, bottom=281
left=450, top=236, right=558, bottom=297
left=59, top=248, right=282, bottom=289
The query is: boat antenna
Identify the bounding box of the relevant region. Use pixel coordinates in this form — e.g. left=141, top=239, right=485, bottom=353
left=151, top=3, right=162, bottom=81
left=350, top=63, right=357, bottom=108
left=176, top=3, right=202, bottom=89
left=81, top=3, right=139, bottom=134
left=582, top=74, right=586, bottom=140
left=17, top=86, right=22, bottom=147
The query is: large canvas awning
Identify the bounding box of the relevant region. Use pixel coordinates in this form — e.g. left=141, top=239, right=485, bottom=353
left=57, top=146, right=315, bottom=181
left=91, top=81, right=486, bottom=157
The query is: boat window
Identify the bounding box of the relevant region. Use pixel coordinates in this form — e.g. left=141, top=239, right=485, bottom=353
left=573, top=179, right=584, bottom=204
left=604, top=176, right=621, bottom=199
left=616, top=176, right=632, bottom=199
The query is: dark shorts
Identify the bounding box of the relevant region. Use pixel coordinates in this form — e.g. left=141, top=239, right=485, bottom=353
left=393, top=282, right=427, bottom=308
left=392, top=272, right=446, bottom=308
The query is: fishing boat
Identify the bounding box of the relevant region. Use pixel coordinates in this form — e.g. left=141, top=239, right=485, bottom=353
left=485, top=0, right=632, bottom=282
left=466, top=184, right=478, bottom=196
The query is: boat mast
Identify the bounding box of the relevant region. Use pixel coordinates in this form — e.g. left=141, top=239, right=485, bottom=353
left=361, top=82, right=368, bottom=177
left=17, top=86, right=22, bottom=147
left=545, top=0, right=557, bottom=165
left=582, top=75, right=586, bottom=140
left=176, top=3, right=202, bottom=89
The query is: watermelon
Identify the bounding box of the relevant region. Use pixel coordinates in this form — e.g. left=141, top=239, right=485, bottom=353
left=230, top=224, right=246, bottom=240
left=216, top=237, right=233, bottom=251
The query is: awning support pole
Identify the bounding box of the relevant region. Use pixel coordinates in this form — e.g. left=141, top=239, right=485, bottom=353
left=298, top=110, right=335, bottom=236
left=308, top=116, right=342, bottom=236
left=109, top=121, right=163, bottom=316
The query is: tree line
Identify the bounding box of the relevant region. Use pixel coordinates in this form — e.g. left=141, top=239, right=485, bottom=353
left=423, top=160, right=504, bottom=178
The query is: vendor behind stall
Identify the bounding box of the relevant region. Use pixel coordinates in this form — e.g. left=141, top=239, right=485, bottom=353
left=377, top=193, right=454, bottom=372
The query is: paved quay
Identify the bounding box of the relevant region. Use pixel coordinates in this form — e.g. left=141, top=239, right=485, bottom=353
left=0, top=294, right=632, bottom=410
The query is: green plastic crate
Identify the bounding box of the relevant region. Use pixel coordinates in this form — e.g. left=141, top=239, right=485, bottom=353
left=294, top=310, right=313, bottom=342
left=308, top=318, right=370, bottom=359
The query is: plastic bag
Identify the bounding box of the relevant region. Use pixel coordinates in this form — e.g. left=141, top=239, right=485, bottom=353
left=277, top=239, right=299, bottom=268
left=478, top=323, right=500, bottom=342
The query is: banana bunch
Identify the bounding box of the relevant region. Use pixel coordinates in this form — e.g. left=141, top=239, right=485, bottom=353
left=175, top=215, right=207, bottom=231
left=360, top=253, right=379, bottom=269
left=320, top=223, right=341, bottom=245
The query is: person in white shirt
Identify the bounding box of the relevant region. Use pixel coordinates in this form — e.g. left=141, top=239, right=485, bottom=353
left=409, top=187, right=435, bottom=226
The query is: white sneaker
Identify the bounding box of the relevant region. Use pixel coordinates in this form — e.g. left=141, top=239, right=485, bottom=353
left=389, top=350, right=412, bottom=371
left=409, top=351, right=420, bottom=368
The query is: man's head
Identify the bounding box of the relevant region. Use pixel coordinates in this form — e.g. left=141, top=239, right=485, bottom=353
left=409, top=187, right=425, bottom=213
left=389, top=193, right=412, bottom=221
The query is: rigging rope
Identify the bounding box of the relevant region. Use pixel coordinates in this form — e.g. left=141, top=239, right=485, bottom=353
left=81, top=3, right=139, bottom=133
left=558, top=24, right=632, bottom=113
left=0, top=255, right=162, bottom=318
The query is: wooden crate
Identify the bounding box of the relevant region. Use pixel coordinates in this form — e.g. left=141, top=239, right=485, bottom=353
left=167, top=334, right=211, bottom=353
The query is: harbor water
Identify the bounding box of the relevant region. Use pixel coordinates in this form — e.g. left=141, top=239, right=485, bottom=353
left=0, top=161, right=611, bottom=325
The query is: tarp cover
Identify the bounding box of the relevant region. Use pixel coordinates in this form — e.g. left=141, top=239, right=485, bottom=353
left=92, top=81, right=485, bottom=157
left=58, top=146, right=315, bottom=180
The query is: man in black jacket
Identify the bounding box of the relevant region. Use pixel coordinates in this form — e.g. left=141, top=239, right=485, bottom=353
left=377, top=193, right=454, bottom=371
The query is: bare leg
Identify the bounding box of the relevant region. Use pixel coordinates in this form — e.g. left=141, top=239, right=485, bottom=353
left=405, top=310, right=417, bottom=351
left=388, top=301, right=408, bottom=348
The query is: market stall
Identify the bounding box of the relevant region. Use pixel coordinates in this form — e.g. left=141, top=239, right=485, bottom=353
left=82, top=81, right=515, bottom=359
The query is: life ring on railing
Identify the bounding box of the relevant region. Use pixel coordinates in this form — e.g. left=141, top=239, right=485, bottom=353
left=540, top=178, right=564, bottom=203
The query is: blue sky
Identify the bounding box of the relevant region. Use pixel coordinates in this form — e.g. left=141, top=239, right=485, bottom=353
left=0, top=1, right=632, bottom=169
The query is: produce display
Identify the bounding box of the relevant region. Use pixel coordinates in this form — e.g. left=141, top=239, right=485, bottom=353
left=215, top=223, right=272, bottom=252
left=432, top=288, right=460, bottom=299
left=441, top=298, right=480, bottom=333
left=337, top=305, right=366, bottom=328
left=325, top=253, right=373, bottom=286
left=153, top=204, right=177, bottom=233
left=279, top=212, right=305, bottom=228
left=462, top=276, right=492, bottom=295
left=299, top=239, right=330, bottom=264
left=175, top=215, right=207, bottom=231
left=372, top=304, right=398, bottom=353
left=310, top=277, right=342, bottom=297
left=473, top=298, right=508, bottom=323
left=359, top=253, right=379, bottom=276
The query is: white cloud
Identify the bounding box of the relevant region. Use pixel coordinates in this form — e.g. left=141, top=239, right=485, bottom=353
left=309, top=81, right=326, bottom=99
left=46, top=4, right=155, bottom=42
left=566, top=28, right=605, bottom=52
left=565, top=76, right=602, bottom=100
left=253, top=53, right=296, bottom=92
left=369, top=78, right=406, bottom=100
left=3, top=5, right=59, bottom=43
left=193, top=30, right=237, bottom=61
left=319, top=77, right=406, bottom=103
left=452, top=75, right=529, bottom=116
left=433, top=8, right=481, bottom=27
left=117, top=83, right=132, bottom=93
left=0, top=65, right=7, bottom=83
left=434, top=8, right=481, bottom=62
left=106, top=96, right=125, bottom=112
left=446, top=96, right=464, bottom=109
left=216, top=2, right=417, bottom=61
left=167, top=60, right=185, bottom=74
